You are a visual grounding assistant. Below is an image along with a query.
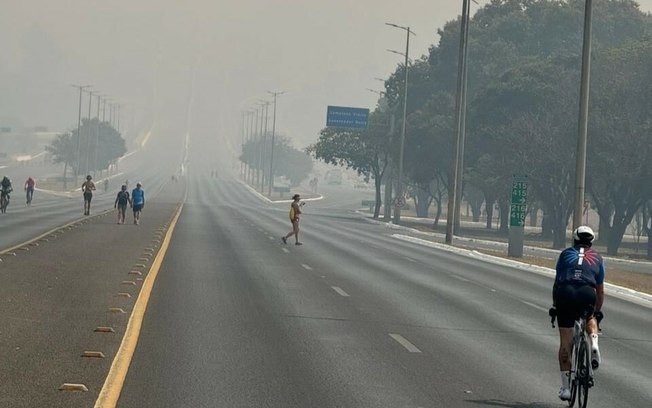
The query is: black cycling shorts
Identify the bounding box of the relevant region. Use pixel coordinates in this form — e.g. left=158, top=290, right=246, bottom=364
left=554, top=284, right=597, bottom=328
left=84, top=192, right=93, bottom=203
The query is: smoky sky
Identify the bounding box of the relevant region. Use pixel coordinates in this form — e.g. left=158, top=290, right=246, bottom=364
left=1, top=0, right=651, bottom=153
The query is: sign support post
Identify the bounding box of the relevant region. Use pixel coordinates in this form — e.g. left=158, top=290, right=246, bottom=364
left=508, top=176, right=528, bottom=258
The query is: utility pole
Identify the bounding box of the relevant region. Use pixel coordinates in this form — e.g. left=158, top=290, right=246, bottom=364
left=445, top=0, right=471, bottom=245
left=386, top=23, right=415, bottom=225
left=84, top=89, right=96, bottom=175
left=262, top=102, right=270, bottom=191
left=267, top=91, right=285, bottom=196
left=573, top=0, right=594, bottom=231
left=71, top=85, right=91, bottom=183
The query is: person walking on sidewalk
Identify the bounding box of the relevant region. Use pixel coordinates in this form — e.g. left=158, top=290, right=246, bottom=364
left=114, top=184, right=131, bottom=224
left=281, top=194, right=305, bottom=245
left=81, top=175, right=96, bottom=215
left=131, top=182, right=145, bottom=225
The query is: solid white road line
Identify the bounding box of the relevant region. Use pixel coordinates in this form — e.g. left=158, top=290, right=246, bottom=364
left=520, top=300, right=548, bottom=313
left=301, top=264, right=313, bottom=270
left=389, top=333, right=422, bottom=353
left=331, top=286, right=350, bottom=297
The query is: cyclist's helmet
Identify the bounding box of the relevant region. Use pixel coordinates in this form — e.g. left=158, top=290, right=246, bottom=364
left=573, top=225, right=595, bottom=246
left=136, top=182, right=142, bottom=187
left=86, top=175, right=92, bottom=180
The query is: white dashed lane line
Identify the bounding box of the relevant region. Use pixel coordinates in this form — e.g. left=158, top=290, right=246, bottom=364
left=402, top=256, right=417, bottom=263
left=268, top=236, right=275, bottom=240
left=331, top=286, right=350, bottom=297
left=389, top=333, right=422, bottom=353
left=281, top=248, right=290, bottom=253
left=301, top=264, right=313, bottom=270
left=451, top=275, right=471, bottom=283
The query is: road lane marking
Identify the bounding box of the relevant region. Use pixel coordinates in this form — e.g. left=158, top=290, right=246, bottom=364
left=268, top=236, right=275, bottom=240
left=451, top=275, right=470, bottom=283
left=331, top=286, right=350, bottom=297
left=301, top=264, right=313, bottom=270
left=389, top=333, right=422, bottom=353
left=520, top=300, right=548, bottom=312
left=94, top=202, right=184, bottom=408
left=281, top=248, right=290, bottom=253
left=403, top=256, right=417, bottom=263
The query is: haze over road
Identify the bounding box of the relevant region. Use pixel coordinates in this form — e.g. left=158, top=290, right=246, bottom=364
left=113, top=151, right=652, bottom=407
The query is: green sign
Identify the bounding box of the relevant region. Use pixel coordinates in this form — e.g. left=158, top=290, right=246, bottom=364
left=510, top=177, right=528, bottom=227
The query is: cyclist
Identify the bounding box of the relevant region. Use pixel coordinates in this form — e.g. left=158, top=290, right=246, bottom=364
left=1, top=176, right=12, bottom=209
left=81, top=175, right=96, bottom=215
left=24, top=176, right=35, bottom=205
left=551, top=225, right=605, bottom=401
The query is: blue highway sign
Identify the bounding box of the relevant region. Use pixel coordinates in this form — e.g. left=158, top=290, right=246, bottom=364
left=326, top=106, right=369, bottom=129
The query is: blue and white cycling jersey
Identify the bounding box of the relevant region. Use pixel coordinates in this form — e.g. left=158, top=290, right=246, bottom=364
left=555, top=246, right=605, bottom=287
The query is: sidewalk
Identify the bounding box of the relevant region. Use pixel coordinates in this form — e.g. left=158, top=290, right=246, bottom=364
left=360, top=211, right=652, bottom=296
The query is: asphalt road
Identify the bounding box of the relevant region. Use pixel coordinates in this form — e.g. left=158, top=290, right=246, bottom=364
left=2, top=135, right=651, bottom=407
left=115, top=164, right=652, bottom=407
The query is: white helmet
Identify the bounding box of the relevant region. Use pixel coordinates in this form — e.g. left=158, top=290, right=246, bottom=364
left=573, top=226, right=595, bottom=243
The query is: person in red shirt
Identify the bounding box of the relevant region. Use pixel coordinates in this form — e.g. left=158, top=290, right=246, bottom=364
left=24, top=177, right=35, bottom=205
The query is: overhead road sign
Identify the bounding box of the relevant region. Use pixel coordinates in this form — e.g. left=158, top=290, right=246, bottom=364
left=326, top=106, right=369, bottom=129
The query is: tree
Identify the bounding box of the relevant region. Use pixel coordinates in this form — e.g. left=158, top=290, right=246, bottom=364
left=307, top=112, right=390, bottom=218
left=242, top=135, right=313, bottom=188
left=46, top=118, right=126, bottom=181
left=587, top=41, right=652, bottom=255
left=45, top=132, right=75, bottom=188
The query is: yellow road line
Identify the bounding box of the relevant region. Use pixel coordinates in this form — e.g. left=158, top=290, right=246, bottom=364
left=94, top=203, right=184, bottom=408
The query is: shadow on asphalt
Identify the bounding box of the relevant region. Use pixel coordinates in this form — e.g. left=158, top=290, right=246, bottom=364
left=466, top=399, right=558, bottom=408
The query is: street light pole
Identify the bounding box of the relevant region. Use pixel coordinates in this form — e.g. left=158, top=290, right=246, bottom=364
left=267, top=91, right=285, bottom=196
left=71, top=85, right=91, bottom=183
left=386, top=22, right=415, bottom=225
left=84, top=89, right=95, bottom=176
left=262, top=101, right=270, bottom=192
left=573, top=0, right=594, bottom=231
left=445, top=0, right=471, bottom=245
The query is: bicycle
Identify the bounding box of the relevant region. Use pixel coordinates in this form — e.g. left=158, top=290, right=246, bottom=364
left=0, top=193, right=9, bottom=213
left=551, top=310, right=596, bottom=408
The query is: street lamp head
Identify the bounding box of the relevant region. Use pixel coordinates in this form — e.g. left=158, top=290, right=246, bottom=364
left=365, top=88, right=384, bottom=96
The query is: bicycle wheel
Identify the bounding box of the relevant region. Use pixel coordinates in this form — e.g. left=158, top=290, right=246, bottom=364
left=577, top=340, right=590, bottom=408
left=569, top=343, right=578, bottom=407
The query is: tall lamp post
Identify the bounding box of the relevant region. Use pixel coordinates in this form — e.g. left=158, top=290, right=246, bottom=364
left=385, top=22, right=414, bottom=225
left=445, top=0, right=471, bottom=245
left=71, top=84, right=91, bottom=183
left=573, top=0, right=594, bottom=230
left=267, top=90, right=285, bottom=196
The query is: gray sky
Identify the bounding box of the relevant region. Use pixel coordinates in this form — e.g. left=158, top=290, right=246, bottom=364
left=2, top=0, right=652, bottom=151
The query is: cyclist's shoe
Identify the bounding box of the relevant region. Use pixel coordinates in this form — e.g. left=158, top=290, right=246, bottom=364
left=558, top=387, right=571, bottom=401
left=590, top=334, right=601, bottom=370
left=281, top=237, right=287, bottom=244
